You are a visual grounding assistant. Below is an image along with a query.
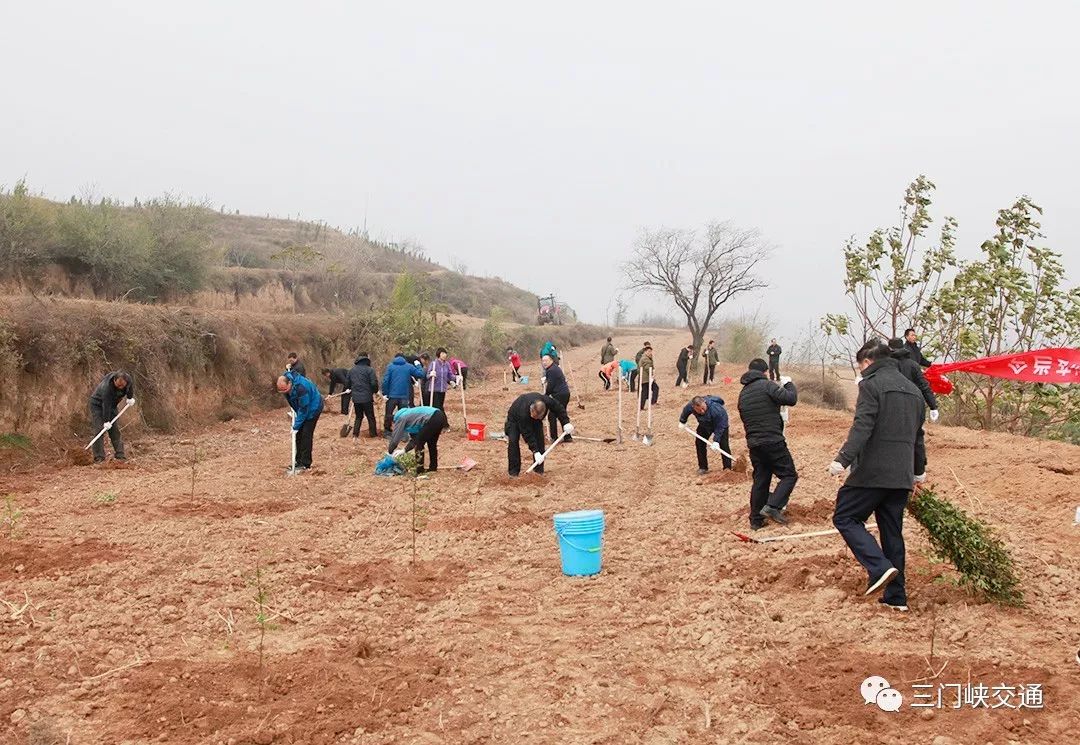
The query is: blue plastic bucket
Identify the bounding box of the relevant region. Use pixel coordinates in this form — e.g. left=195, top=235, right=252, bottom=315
left=553, top=510, right=605, bottom=576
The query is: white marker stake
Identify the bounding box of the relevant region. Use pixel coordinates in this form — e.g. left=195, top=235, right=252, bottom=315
left=616, top=372, right=623, bottom=445
left=459, top=374, right=468, bottom=430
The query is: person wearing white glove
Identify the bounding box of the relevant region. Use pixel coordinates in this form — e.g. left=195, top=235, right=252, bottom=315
left=831, top=339, right=926, bottom=610
left=562, top=423, right=575, bottom=436
left=505, top=392, right=569, bottom=476
left=533, top=451, right=545, bottom=465
left=88, top=370, right=134, bottom=463
left=827, top=460, right=845, bottom=477
left=914, top=472, right=927, bottom=483
left=778, top=376, right=792, bottom=387
left=738, top=359, right=797, bottom=527
left=680, top=395, right=732, bottom=474
left=929, top=409, right=939, bottom=423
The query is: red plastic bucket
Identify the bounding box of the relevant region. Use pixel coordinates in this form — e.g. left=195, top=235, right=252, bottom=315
left=467, top=422, right=486, bottom=441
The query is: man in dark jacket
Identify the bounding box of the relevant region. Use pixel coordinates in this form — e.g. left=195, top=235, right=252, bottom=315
left=286, top=352, right=306, bottom=378
left=679, top=395, right=732, bottom=473
left=766, top=339, right=782, bottom=381
left=382, top=355, right=425, bottom=434
left=600, top=337, right=618, bottom=365
left=903, top=329, right=932, bottom=368
left=702, top=340, right=719, bottom=385
left=675, top=345, right=693, bottom=387
left=347, top=354, right=380, bottom=438
left=738, top=359, right=799, bottom=528
left=88, top=371, right=135, bottom=463
left=829, top=339, right=926, bottom=610
left=278, top=371, right=322, bottom=470
left=320, top=367, right=352, bottom=415
left=630, top=341, right=651, bottom=391
left=542, top=354, right=573, bottom=442
left=888, top=338, right=939, bottom=475
left=504, top=393, right=573, bottom=477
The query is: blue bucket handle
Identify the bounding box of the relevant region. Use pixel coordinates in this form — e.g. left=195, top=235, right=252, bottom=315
left=556, top=528, right=602, bottom=553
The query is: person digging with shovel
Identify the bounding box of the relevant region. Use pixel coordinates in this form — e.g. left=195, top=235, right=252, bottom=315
left=347, top=353, right=380, bottom=438
left=278, top=371, right=322, bottom=471
left=320, top=367, right=353, bottom=416
left=679, top=395, right=732, bottom=475
left=637, top=347, right=660, bottom=410
left=504, top=392, right=573, bottom=477
left=387, top=405, right=449, bottom=473
left=88, top=371, right=135, bottom=464
left=542, top=354, right=573, bottom=442
left=738, top=358, right=799, bottom=529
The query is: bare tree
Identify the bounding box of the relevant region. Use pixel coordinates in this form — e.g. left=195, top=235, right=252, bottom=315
left=623, top=221, right=769, bottom=364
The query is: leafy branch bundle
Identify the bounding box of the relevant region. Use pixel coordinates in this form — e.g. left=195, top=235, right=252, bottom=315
left=908, top=487, right=1024, bottom=606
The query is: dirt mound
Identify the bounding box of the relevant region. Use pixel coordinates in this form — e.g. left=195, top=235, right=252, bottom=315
left=159, top=498, right=298, bottom=519
left=0, top=539, right=123, bottom=580
left=306, top=558, right=468, bottom=601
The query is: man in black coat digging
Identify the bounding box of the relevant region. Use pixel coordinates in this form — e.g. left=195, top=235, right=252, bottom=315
left=88, top=371, right=136, bottom=463
left=320, top=367, right=352, bottom=416
left=737, top=359, right=798, bottom=528
left=829, top=339, right=926, bottom=611
left=347, top=354, right=380, bottom=438
left=504, top=393, right=574, bottom=477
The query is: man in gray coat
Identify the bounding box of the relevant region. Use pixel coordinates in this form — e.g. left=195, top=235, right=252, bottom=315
left=829, top=339, right=925, bottom=611
left=88, top=371, right=136, bottom=463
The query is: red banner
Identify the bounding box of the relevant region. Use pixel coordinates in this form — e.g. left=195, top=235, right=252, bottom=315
left=925, top=347, right=1080, bottom=394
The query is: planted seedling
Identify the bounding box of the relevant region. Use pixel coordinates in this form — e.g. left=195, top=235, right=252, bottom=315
left=95, top=492, right=118, bottom=506
left=3, top=494, right=24, bottom=539
left=396, top=451, right=431, bottom=566
left=251, top=559, right=275, bottom=676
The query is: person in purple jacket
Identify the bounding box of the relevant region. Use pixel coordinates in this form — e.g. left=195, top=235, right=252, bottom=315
left=425, top=347, right=453, bottom=411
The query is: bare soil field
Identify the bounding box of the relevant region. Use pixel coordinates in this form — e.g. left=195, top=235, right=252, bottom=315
left=1, top=332, right=1077, bottom=744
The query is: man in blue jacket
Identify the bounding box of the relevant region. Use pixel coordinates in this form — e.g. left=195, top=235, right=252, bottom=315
left=382, top=354, right=425, bottom=435
left=277, top=370, right=323, bottom=470
left=679, top=395, right=732, bottom=474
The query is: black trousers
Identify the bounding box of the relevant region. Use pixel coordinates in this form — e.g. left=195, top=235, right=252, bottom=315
left=833, top=485, right=910, bottom=605
left=408, top=409, right=447, bottom=471
left=768, top=357, right=780, bottom=381
left=696, top=422, right=732, bottom=470
left=459, top=368, right=469, bottom=390
left=89, top=405, right=125, bottom=461
left=629, top=369, right=639, bottom=392
left=598, top=371, right=611, bottom=390
left=384, top=397, right=408, bottom=432
left=506, top=418, right=545, bottom=476
left=748, top=441, right=799, bottom=527
left=511, top=366, right=521, bottom=381
left=431, top=390, right=446, bottom=411
left=351, top=401, right=377, bottom=437
left=675, top=365, right=689, bottom=387
left=549, top=391, right=571, bottom=440
left=295, top=413, right=319, bottom=468
left=703, top=364, right=716, bottom=384
left=639, top=380, right=659, bottom=410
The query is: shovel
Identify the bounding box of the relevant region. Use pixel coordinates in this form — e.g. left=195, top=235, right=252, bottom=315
left=457, top=456, right=478, bottom=472
left=616, top=374, right=624, bottom=445
left=642, top=370, right=654, bottom=446
left=680, top=424, right=736, bottom=461
left=575, top=436, right=617, bottom=443
left=526, top=432, right=567, bottom=474
left=732, top=524, right=878, bottom=544
left=325, top=389, right=351, bottom=399
left=565, top=360, right=586, bottom=410
left=503, top=370, right=509, bottom=391
left=287, top=413, right=299, bottom=476
left=84, top=400, right=134, bottom=451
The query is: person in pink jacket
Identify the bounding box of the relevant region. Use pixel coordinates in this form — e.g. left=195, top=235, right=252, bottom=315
left=449, top=357, right=470, bottom=390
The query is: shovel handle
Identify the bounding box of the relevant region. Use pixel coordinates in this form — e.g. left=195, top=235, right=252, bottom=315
left=526, top=432, right=566, bottom=474
left=84, top=401, right=133, bottom=450
left=681, top=425, right=735, bottom=460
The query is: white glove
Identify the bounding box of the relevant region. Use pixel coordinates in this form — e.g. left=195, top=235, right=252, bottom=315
left=710, top=442, right=721, bottom=452
left=854, top=375, right=863, bottom=385
left=779, top=376, right=792, bottom=387
left=827, top=461, right=845, bottom=477
left=914, top=472, right=927, bottom=483
left=126, top=398, right=136, bottom=407
left=428, top=371, right=436, bottom=379
left=929, top=409, right=939, bottom=423
left=563, top=423, right=574, bottom=435
left=456, top=374, right=464, bottom=384
left=540, top=377, right=547, bottom=388
left=679, top=422, right=688, bottom=430
left=780, top=408, right=789, bottom=423
left=392, top=448, right=406, bottom=457
left=533, top=452, right=545, bottom=465
left=102, top=421, right=113, bottom=431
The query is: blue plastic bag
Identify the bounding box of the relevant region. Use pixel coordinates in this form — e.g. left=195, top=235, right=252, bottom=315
left=374, top=454, right=404, bottom=476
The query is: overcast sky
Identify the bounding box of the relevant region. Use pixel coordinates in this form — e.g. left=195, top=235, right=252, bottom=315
left=4, top=1, right=1078, bottom=342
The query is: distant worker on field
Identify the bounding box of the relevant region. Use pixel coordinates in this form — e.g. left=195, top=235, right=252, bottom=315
left=286, top=352, right=306, bottom=378
left=679, top=395, right=732, bottom=474
left=618, top=359, right=637, bottom=388
left=540, top=340, right=560, bottom=365
left=675, top=344, right=693, bottom=388
left=766, top=339, right=782, bottom=381
left=426, top=348, right=452, bottom=410
left=600, top=336, right=618, bottom=365
left=738, top=359, right=799, bottom=528
left=903, top=328, right=932, bottom=368
left=702, top=340, right=719, bottom=385
left=504, top=392, right=573, bottom=477
left=88, top=371, right=136, bottom=464
left=382, top=354, right=425, bottom=434
left=347, top=353, right=380, bottom=438
left=387, top=405, right=449, bottom=473
left=631, top=341, right=651, bottom=392
left=320, top=367, right=352, bottom=415
left=542, top=354, right=573, bottom=442
left=449, top=356, right=470, bottom=390
left=637, top=346, right=660, bottom=410
left=599, top=359, right=617, bottom=390
left=507, top=348, right=522, bottom=381
left=277, top=371, right=322, bottom=471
